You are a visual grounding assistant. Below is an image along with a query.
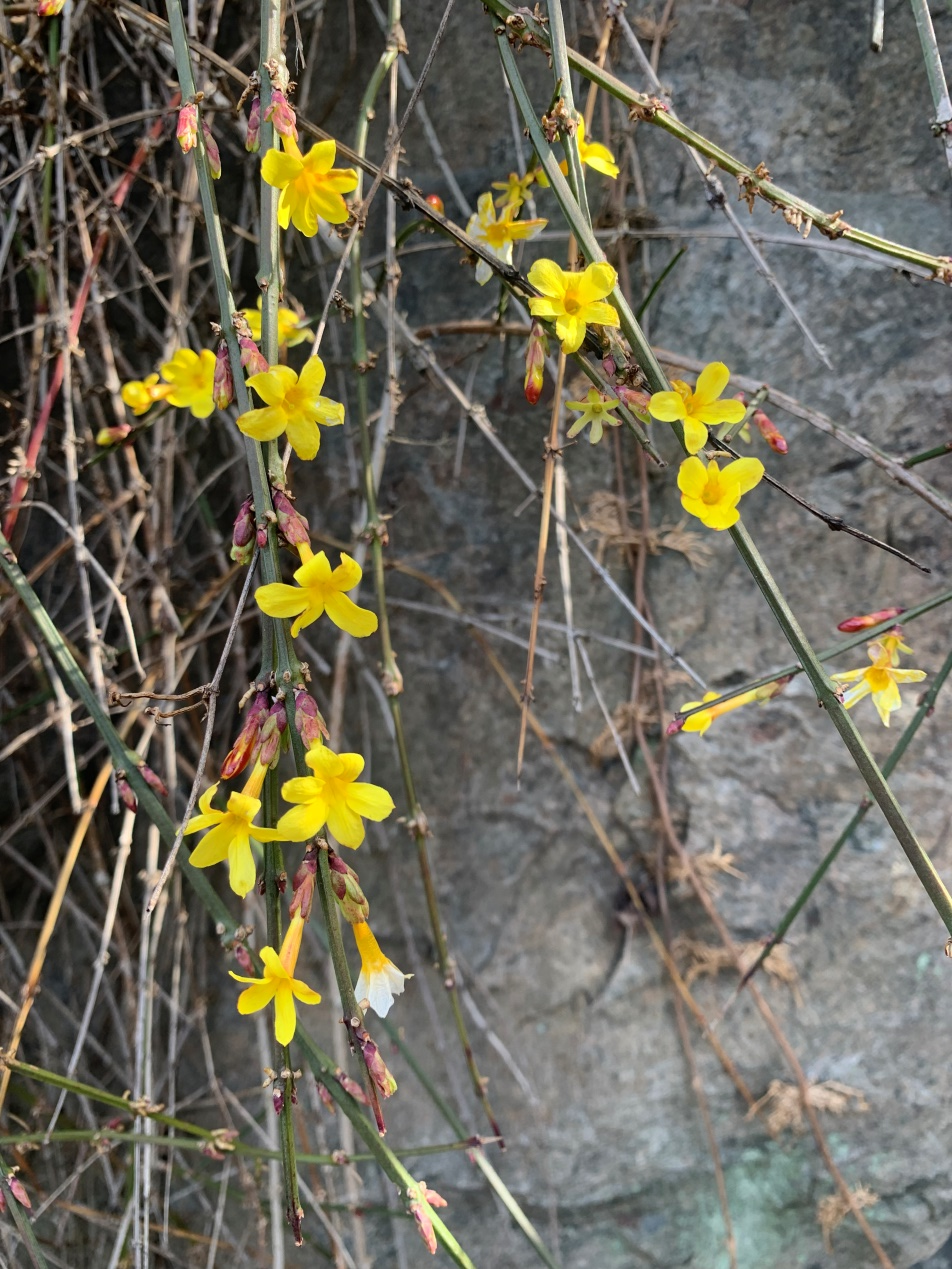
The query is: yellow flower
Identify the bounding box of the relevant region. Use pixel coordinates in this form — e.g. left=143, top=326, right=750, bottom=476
left=229, top=913, right=321, bottom=1046
left=677, top=678, right=789, bottom=736
left=183, top=762, right=279, bottom=897
left=647, top=362, right=747, bottom=455
left=158, top=348, right=217, bottom=419
left=353, top=921, right=410, bottom=1018
left=277, top=744, right=395, bottom=848
left=831, top=640, right=926, bottom=727
left=566, top=387, right=621, bottom=444
left=491, top=170, right=537, bottom=209
left=120, top=373, right=173, bottom=417
left=236, top=356, right=343, bottom=461
left=238, top=297, right=309, bottom=348
left=255, top=544, right=378, bottom=638
left=261, top=136, right=358, bottom=236
left=537, top=117, right=619, bottom=185
left=677, top=454, right=764, bottom=530
left=465, top=192, right=546, bottom=284
left=878, top=630, right=912, bottom=666
left=527, top=259, right=620, bottom=355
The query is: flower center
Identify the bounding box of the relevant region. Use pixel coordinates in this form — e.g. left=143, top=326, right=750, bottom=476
left=701, top=476, right=723, bottom=506
left=563, top=288, right=583, bottom=315
left=866, top=667, right=891, bottom=692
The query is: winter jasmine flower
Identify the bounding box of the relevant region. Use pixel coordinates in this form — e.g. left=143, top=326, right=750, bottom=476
left=183, top=761, right=279, bottom=897
left=255, top=544, right=378, bottom=638
left=229, top=914, right=321, bottom=1046
left=566, top=387, right=621, bottom=444
left=465, top=192, right=546, bottom=284
left=831, top=640, right=926, bottom=727
left=677, top=454, right=764, bottom=530
left=277, top=743, right=395, bottom=848
left=353, top=921, right=410, bottom=1017
left=648, top=362, right=747, bottom=455
left=158, top=349, right=217, bottom=419
left=260, top=136, right=358, bottom=235
left=236, top=356, right=343, bottom=461
left=527, top=259, right=619, bottom=355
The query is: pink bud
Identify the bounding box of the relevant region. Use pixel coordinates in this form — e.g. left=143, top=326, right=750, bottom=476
left=229, top=496, right=256, bottom=567
left=272, top=487, right=311, bottom=548
left=239, top=336, right=269, bottom=376
left=202, top=122, right=221, bottom=179
left=221, top=686, right=270, bottom=779
left=272, top=1087, right=284, bottom=1114
left=753, top=408, right=787, bottom=454
left=256, top=700, right=288, bottom=769
left=37, top=0, right=66, bottom=16
left=335, top=1071, right=369, bottom=1104
left=354, top=1024, right=397, bottom=1098
left=264, top=89, right=298, bottom=142
left=234, top=944, right=254, bottom=975
left=213, top=342, right=234, bottom=410
left=293, top=688, right=328, bottom=748
left=245, top=95, right=261, bottom=153
left=115, top=773, right=137, bottom=814
left=837, top=607, right=904, bottom=633
left=6, top=1176, right=29, bottom=1209
left=317, top=1082, right=336, bottom=1112
left=524, top=321, right=547, bottom=405
left=138, top=761, right=168, bottom=798
left=617, top=386, right=651, bottom=419
left=176, top=103, right=198, bottom=154
left=665, top=716, right=685, bottom=737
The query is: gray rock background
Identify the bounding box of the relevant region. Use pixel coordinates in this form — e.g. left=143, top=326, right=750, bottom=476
left=271, top=2, right=952, bottom=1267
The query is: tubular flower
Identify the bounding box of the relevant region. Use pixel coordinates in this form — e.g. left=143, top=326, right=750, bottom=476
left=121, top=373, right=173, bottom=416
left=465, top=192, right=546, bottom=284
left=159, top=348, right=217, bottom=419
left=238, top=297, right=309, bottom=348
left=527, top=259, right=620, bottom=355
left=831, top=640, right=926, bottom=727
left=491, top=170, right=537, bottom=209
left=353, top=921, right=410, bottom=1018
left=277, top=744, right=395, bottom=848
left=677, top=454, right=764, bottom=530
left=255, top=544, right=377, bottom=638
left=566, top=387, right=621, bottom=444
left=537, top=117, right=620, bottom=184
left=676, top=677, right=790, bottom=736
left=261, top=136, right=358, bottom=235
left=648, top=362, right=747, bottom=455
left=878, top=629, right=912, bottom=665
left=183, top=761, right=279, bottom=897
left=229, top=914, right=322, bottom=1046
left=236, top=356, right=344, bottom=461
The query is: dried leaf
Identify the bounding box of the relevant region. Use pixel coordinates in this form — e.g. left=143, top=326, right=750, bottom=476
left=746, top=1079, right=869, bottom=1136
left=817, top=1186, right=878, bottom=1251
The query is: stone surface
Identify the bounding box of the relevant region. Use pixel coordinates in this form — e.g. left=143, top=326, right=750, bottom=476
left=277, top=2, right=952, bottom=1266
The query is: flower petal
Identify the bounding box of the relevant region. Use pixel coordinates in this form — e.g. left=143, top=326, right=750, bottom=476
left=527, top=258, right=567, bottom=299
left=345, top=781, right=395, bottom=821
left=261, top=148, right=303, bottom=190
left=576, top=262, right=617, bottom=304
left=273, top=984, right=297, bottom=1045
left=677, top=456, right=708, bottom=498
left=236, top=980, right=277, bottom=1014
left=647, top=391, right=687, bottom=423
left=284, top=417, right=321, bottom=461
left=693, top=362, right=730, bottom=406
left=682, top=416, right=709, bottom=455
left=255, top=582, right=309, bottom=620
left=237, top=406, right=288, bottom=442
left=291, top=978, right=322, bottom=1006
left=723, top=457, right=765, bottom=497
left=323, top=592, right=378, bottom=638
left=227, top=835, right=257, bottom=897
left=326, top=799, right=366, bottom=849
left=276, top=801, right=328, bottom=842
left=694, top=399, right=747, bottom=426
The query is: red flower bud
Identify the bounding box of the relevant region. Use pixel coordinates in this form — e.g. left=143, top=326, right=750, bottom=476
left=115, top=773, right=137, bottom=814
left=293, top=688, right=328, bottom=748
left=335, top=1070, right=369, bottom=1104
left=245, top=95, right=261, bottom=153
left=234, top=944, right=254, bottom=975
left=230, top=495, right=256, bottom=566
left=221, top=687, right=270, bottom=780
left=239, top=336, right=268, bottom=376
left=202, top=122, right=221, bottom=179
left=138, top=761, right=168, bottom=798
left=37, top=0, right=66, bottom=15
left=264, top=89, right=298, bottom=142
left=317, top=1082, right=336, bottom=1112
left=837, top=607, right=905, bottom=633
left=256, top=699, right=288, bottom=769
left=213, top=341, right=235, bottom=410
left=176, top=103, right=198, bottom=154
left=424, top=193, right=445, bottom=216
left=753, top=408, right=787, bottom=454
left=6, top=1176, right=30, bottom=1210
left=95, top=423, right=133, bottom=447
left=354, top=1023, right=397, bottom=1098
left=272, top=487, right=311, bottom=548
left=272, top=1087, right=284, bottom=1114
left=617, top=386, right=651, bottom=419
left=524, top=321, right=547, bottom=405
left=665, top=716, right=685, bottom=737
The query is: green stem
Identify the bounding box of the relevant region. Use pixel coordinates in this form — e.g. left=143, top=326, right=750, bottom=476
left=903, top=440, right=952, bottom=468
left=488, top=0, right=952, bottom=279
left=730, top=521, right=952, bottom=934
left=546, top=2, right=590, bottom=222
left=0, top=1150, right=49, bottom=1269
left=741, top=641, right=952, bottom=987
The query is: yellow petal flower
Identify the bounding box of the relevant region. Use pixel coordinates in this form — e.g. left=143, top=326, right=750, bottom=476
left=121, top=373, right=173, bottom=416
left=255, top=547, right=377, bottom=638
left=536, top=117, right=619, bottom=185
left=159, top=349, right=217, bottom=419
left=238, top=297, right=309, bottom=347
left=565, top=387, right=621, bottom=445
left=527, top=259, right=619, bottom=354
left=831, top=641, right=927, bottom=727
left=648, top=362, right=746, bottom=454
left=465, top=192, right=546, bottom=285
left=229, top=914, right=322, bottom=1046
left=183, top=764, right=279, bottom=897
left=353, top=921, right=410, bottom=1018
left=277, top=744, right=395, bottom=848
left=237, top=356, right=343, bottom=461
left=261, top=137, right=358, bottom=236
left=677, top=455, right=764, bottom=530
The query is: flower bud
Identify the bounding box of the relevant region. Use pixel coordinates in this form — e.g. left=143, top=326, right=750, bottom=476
left=5, top=1176, right=30, bottom=1210
left=617, top=386, right=651, bottom=419
left=230, top=495, right=256, bottom=566
left=837, top=607, right=905, bottom=633
left=335, top=1070, right=369, bottom=1104
left=408, top=1180, right=447, bottom=1255
left=115, top=773, right=137, bottom=814
left=424, top=193, right=445, bottom=216
left=354, top=1023, right=397, bottom=1098
left=234, top=943, right=254, bottom=975
left=272, top=487, right=311, bottom=548
left=317, top=1082, right=336, bottom=1112
left=96, top=423, right=132, bottom=447
left=176, top=103, right=199, bottom=154
left=256, top=699, right=288, bottom=769
left=256, top=523, right=269, bottom=549
left=290, top=848, right=317, bottom=921
left=753, top=408, right=787, bottom=454
left=524, top=321, right=547, bottom=405
left=293, top=688, right=328, bottom=748
left=272, top=1087, right=284, bottom=1114
left=665, top=715, right=685, bottom=737
left=202, top=122, right=221, bottom=179
left=327, top=847, right=370, bottom=924
left=264, top=89, right=298, bottom=142
left=138, top=761, right=168, bottom=798
left=37, top=0, right=66, bottom=16
left=220, top=686, right=270, bottom=779
left=213, top=342, right=235, bottom=410
left=245, top=95, right=261, bottom=152
left=754, top=674, right=792, bottom=702
left=238, top=336, right=269, bottom=376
